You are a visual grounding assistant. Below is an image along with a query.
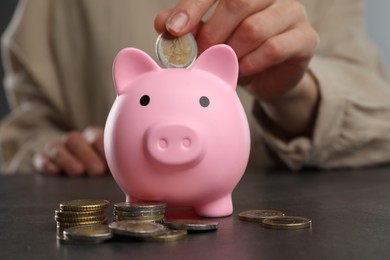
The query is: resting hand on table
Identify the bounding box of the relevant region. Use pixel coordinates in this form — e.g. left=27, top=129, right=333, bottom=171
left=155, top=0, right=320, bottom=138
left=33, top=127, right=108, bottom=176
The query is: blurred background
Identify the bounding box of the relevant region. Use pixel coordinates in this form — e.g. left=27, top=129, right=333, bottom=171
left=1, top=0, right=390, bottom=120
left=0, top=0, right=18, bottom=120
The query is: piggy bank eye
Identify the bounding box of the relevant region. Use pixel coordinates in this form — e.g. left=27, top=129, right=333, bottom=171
left=199, top=96, right=210, bottom=108
left=140, top=95, right=150, bottom=106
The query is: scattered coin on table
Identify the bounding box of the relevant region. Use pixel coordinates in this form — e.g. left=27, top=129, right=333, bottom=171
left=261, top=216, right=312, bottom=230
left=238, top=209, right=285, bottom=222
left=238, top=209, right=311, bottom=230
left=164, top=219, right=219, bottom=231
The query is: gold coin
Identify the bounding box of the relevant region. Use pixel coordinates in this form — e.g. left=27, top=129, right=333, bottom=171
left=114, top=208, right=165, bottom=213
left=155, top=31, right=197, bottom=68
left=115, top=217, right=165, bottom=225
left=261, top=216, right=312, bottom=230
left=115, top=216, right=159, bottom=223
left=142, top=229, right=187, bottom=243
left=57, top=218, right=108, bottom=229
left=114, top=210, right=165, bottom=217
left=238, top=210, right=285, bottom=222
left=115, top=214, right=165, bottom=222
left=60, top=199, right=109, bottom=212
left=114, top=209, right=165, bottom=216
left=114, top=201, right=166, bottom=211
left=55, top=209, right=104, bottom=218
left=55, top=214, right=107, bottom=223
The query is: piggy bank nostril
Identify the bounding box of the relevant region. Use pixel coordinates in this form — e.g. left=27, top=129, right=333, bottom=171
left=182, top=138, right=191, bottom=149
left=159, top=138, right=168, bottom=149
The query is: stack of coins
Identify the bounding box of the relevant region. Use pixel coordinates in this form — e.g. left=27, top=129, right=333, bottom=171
left=55, top=199, right=109, bottom=239
left=113, top=202, right=166, bottom=223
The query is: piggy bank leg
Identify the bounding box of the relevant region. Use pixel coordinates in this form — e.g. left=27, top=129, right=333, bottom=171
left=194, top=194, right=233, bottom=217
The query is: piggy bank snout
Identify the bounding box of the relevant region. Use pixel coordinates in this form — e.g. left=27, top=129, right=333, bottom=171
left=145, top=124, right=204, bottom=167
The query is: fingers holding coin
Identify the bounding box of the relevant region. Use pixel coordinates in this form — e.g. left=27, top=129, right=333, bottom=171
left=155, top=0, right=276, bottom=52
left=154, top=0, right=318, bottom=94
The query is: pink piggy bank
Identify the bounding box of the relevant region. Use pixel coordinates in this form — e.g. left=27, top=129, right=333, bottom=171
left=104, top=44, right=250, bottom=217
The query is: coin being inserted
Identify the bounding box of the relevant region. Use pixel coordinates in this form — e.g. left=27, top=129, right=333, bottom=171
left=155, top=31, right=197, bottom=68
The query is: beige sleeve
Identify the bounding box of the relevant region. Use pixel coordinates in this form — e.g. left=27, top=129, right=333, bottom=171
left=249, top=0, right=390, bottom=170
left=0, top=0, right=67, bottom=174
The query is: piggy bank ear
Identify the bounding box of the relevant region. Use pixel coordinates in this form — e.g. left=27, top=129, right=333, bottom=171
left=113, top=48, right=161, bottom=95
left=191, top=44, right=238, bottom=89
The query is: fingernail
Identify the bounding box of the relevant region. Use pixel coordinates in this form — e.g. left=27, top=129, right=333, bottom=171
left=167, top=11, right=189, bottom=33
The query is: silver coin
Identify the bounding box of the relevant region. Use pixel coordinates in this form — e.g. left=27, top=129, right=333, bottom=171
left=115, top=213, right=165, bottom=221
left=109, top=220, right=167, bottom=237
left=115, top=215, right=165, bottom=223
left=114, top=209, right=165, bottom=216
left=155, top=31, right=197, bottom=68
left=63, top=224, right=112, bottom=243
left=114, top=201, right=166, bottom=212
left=164, top=219, right=219, bottom=231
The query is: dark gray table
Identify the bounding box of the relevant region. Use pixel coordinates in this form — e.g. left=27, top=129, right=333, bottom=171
left=1, top=166, right=390, bottom=260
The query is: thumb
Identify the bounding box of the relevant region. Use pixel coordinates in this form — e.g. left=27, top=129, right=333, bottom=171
left=165, top=0, right=216, bottom=36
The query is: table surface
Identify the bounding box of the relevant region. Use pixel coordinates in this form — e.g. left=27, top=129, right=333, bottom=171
left=1, top=166, right=390, bottom=260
